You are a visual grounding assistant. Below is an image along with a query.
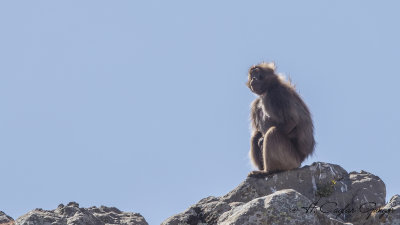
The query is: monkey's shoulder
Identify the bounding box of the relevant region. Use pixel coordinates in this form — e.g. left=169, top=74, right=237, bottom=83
left=266, top=84, right=295, bottom=100
left=263, top=84, right=311, bottom=122
left=250, top=98, right=261, bottom=108
left=251, top=98, right=263, bottom=118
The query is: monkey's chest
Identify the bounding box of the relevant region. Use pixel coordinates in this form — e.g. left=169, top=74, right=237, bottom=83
left=255, top=108, right=273, bottom=135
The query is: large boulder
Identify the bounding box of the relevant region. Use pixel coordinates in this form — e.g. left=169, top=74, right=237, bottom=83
left=15, top=202, right=148, bottom=225
left=162, top=162, right=395, bottom=225
left=218, top=189, right=351, bottom=225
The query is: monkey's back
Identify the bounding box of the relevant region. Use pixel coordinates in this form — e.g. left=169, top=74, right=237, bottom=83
left=289, top=89, right=315, bottom=160
left=280, top=82, right=315, bottom=160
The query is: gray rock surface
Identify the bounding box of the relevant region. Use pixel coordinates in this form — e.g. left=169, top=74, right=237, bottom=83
left=0, top=211, right=14, bottom=225
left=15, top=202, right=148, bottom=225
left=218, top=189, right=351, bottom=225
left=162, top=162, right=392, bottom=225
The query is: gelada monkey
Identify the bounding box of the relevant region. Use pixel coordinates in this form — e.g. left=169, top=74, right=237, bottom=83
left=246, top=62, right=315, bottom=177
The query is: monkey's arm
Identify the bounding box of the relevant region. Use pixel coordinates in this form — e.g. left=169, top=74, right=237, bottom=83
left=281, top=119, right=297, bottom=135
left=250, top=130, right=264, bottom=171
left=264, top=90, right=298, bottom=135
left=268, top=107, right=297, bottom=136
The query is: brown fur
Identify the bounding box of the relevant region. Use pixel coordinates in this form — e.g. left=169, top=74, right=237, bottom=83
left=247, top=62, right=315, bottom=177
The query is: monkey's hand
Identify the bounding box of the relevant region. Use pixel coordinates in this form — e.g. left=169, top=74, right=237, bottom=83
left=252, top=131, right=264, bottom=149
left=258, top=137, right=264, bottom=148
left=252, top=131, right=263, bottom=141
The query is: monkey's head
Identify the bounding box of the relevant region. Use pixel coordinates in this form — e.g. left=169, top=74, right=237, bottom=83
left=247, top=62, right=277, bottom=95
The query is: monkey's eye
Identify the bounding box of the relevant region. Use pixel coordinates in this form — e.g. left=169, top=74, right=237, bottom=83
left=251, top=67, right=261, bottom=80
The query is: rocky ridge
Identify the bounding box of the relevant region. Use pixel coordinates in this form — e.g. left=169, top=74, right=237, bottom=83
left=162, top=162, right=398, bottom=225
left=1, top=162, right=399, bottom=225
left=0, top=202, right=148, bottom=225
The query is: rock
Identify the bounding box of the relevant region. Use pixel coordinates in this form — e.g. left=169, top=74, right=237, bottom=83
left=162, top=162, right=389, bottom=225
left=161, top=197, right=237, bottom=225
left=218, top=189, right=351, bottom=225
left=15, top=202, right=148, bottom=225
left=0, top=211, right=14, bottom=225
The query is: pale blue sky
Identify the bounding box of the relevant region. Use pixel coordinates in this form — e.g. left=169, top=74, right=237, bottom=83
left=0, top=1, right=399, bottom=224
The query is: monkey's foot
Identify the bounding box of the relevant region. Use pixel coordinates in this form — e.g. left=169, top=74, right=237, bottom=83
left=248, top=170, right=275, bottom=178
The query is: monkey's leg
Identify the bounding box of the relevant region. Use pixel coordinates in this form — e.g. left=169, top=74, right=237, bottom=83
left=249, top=127, right=301, bottom=178
left=264, top=126, right=301, bottom=173
left=249, top=131, right=264, bottom=171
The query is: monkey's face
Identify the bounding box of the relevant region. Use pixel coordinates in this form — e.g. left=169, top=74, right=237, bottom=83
left=247, top=65, right=275, bottom=95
